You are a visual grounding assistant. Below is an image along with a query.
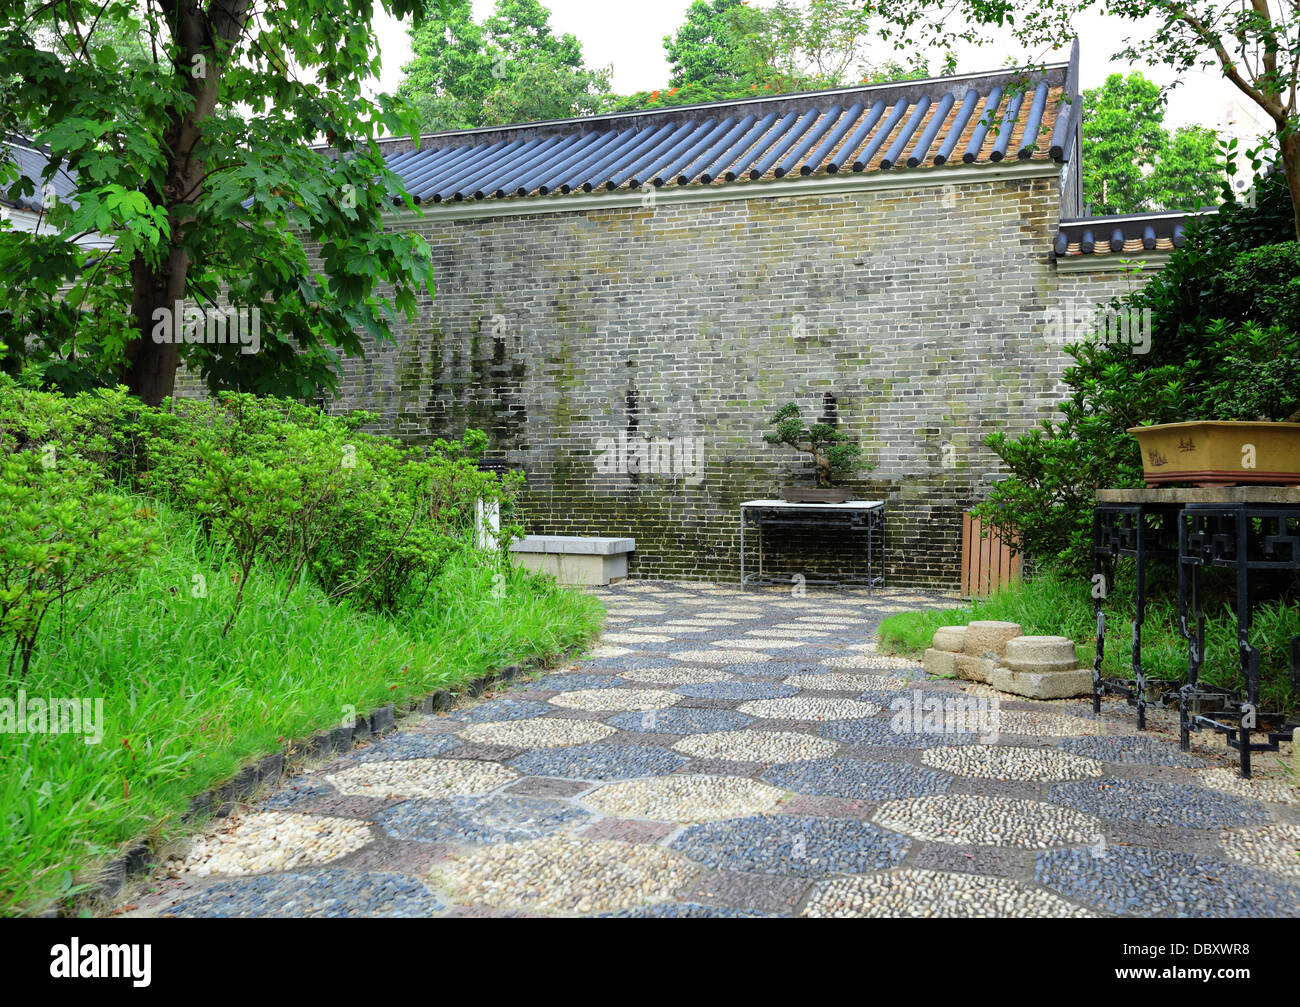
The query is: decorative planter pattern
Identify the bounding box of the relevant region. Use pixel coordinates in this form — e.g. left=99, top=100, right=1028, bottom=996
left=1128, top=421, right=1300, bottom=486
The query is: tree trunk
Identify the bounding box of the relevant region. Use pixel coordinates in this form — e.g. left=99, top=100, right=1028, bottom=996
left=1282, top=128, right=1300, bottom=245
left=124, top=247, right=184, bottom=405
left=123, top=0, right=252, bottom=406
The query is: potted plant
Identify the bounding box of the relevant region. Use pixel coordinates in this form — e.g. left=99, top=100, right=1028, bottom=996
left=1129, top=320, right=1300, bottom=486
left=764, top=401, right=867, bottom=502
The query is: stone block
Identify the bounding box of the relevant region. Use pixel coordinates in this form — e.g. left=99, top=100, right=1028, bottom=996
left=932, top=626, right=967, bottom=653
left=370, top=705, right=396, bottom=734
left=923, top=648, right=958, bottom=677
left=954, top=653, right=997, bottom=684
left=511, top=536, right=635, bottom=586
left=257, top=753, right=284, bottom=787
left=330, top=725, right=354, bottom=753
left=231, top=764, right=260, bottom=799
left=510, top=535, right=636, bottom=556
left=96, top=858, right=126, bottom=903
left=512, top=551, right=629, bottom=586
left=989, top=664, right=1094, bottom=700
left=963, top=621, right=1023, bottom=658
left=126, top=842, right=154, bottom=876
left=1003, top=635, right=1078, bottom=673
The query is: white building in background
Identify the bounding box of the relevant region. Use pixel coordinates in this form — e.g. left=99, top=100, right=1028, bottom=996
left=1, top=137, right=115, bottom=251
left=1219, top=94, right=1276, bottom=196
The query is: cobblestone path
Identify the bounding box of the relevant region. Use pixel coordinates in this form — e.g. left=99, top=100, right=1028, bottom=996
left=121, top=582, right=1300, bottom=918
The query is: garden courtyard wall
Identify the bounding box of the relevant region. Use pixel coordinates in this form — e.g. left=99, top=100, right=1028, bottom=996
left=323, top=164, right=1150, bottom=587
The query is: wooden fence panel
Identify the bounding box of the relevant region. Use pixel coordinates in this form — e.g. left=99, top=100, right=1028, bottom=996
left=961, top=511, right=1023, bottom=598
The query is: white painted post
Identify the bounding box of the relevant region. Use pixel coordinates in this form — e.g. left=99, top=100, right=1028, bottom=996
left=475, top=499, right=500, bottom=550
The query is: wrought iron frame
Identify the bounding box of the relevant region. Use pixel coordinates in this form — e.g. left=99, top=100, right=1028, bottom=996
left=1175, top=504, right=1300, bottom=778
left=1091, top=503, right=1183, bottom=728
left=1092, top=495, right=1300, bottom=778
left=739, top=501, right=885, bottom=592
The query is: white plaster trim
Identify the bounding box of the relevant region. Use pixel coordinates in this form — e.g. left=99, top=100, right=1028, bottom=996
left=1054, top=251, right=1172, bottom=274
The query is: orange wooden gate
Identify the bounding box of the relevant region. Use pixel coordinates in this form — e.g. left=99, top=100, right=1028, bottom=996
left=961, top=511, right=1023, bottom=598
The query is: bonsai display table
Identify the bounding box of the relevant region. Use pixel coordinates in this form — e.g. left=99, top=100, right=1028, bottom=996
left=1093, top=487, right=1300, bottom=777
left=739, top=499, right=885, bottom=592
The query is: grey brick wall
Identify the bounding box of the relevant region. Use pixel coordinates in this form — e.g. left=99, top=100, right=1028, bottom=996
left=319, top=174, right=1142, bottom=587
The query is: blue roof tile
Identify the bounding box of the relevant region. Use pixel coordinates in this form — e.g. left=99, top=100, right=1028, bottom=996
left=376, top=54, right=1081, bottom=206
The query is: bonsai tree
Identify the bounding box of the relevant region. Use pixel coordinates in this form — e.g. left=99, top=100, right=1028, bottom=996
left=764, top=402, right=865, bottom=487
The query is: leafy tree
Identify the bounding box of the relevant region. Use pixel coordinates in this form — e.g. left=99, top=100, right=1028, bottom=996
left=664, top=0, right=756, bottom=91
left=1082, top=73, right=1219, bottom=214
left=400, top=0, right=611, bottom=131
left=0, top=0, right=436, bottom=405
left=1148, top=123, right=1222, bottom=211
left=866, top=0, right=1300, bottom=240
left=618, top=0, right=927, bottom=111
left=750, top=0, right=924, bottom=88
left=1081, top=73, right=1165, bottom=214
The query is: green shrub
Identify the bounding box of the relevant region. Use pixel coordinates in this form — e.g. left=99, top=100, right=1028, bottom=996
left=0, top=378, right=156, bottom=675
left=1203, top=318, right=1300, bottom=422
left=131, top=393, right=519, bottom=618
left=975, top=169, right=1300, bottom=573
left=0, top=378, right=523, bottom=663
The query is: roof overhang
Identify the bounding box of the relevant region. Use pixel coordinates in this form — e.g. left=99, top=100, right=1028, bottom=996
left=389, top=156, right=1062, bottom=224
left=1053, top=251, right=1174, bottom=273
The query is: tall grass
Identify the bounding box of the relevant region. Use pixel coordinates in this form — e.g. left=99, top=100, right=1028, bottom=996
left=0, top=502, right=603, bottom=916
left=878, top=569, right=1299, bottom=712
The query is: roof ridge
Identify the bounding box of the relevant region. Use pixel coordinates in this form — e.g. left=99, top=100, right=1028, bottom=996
left=359, top=58, right=1072, bottom=154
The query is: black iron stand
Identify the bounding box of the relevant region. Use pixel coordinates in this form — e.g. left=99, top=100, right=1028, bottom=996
left=1176, top=504, right=1300, bottom=778
left=1091, top=503, right=1181, bottom=728
left=1093, top=490, right=1300, bottom=778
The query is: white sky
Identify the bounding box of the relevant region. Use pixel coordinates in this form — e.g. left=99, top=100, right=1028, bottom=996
left=368, top=0, right=1274, bottom=142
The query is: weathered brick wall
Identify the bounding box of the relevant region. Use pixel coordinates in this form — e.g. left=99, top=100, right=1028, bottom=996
left=324, top=175, right=1146, bottom=588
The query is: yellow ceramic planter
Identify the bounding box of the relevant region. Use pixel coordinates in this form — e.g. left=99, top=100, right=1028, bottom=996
left=1128, top=421, right=1300, bottom=486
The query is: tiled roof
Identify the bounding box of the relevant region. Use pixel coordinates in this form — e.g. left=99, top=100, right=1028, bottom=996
left=1052, top=209, right=1218, bottom=256
left=1, top=138, right=79, bottom=212
left=378, top=47, right=1081, bottom=205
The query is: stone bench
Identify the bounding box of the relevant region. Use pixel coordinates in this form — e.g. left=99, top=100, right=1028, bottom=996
left=509, top=535, right=635, bottom=586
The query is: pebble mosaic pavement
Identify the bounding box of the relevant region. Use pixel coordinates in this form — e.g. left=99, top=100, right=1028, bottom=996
left=118, top=582, right=1300, bottom=918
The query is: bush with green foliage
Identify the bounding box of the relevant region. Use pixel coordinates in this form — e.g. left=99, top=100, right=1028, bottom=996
left=135, top=394, right=519, bottom=621
left=0, top=381, right=157, bottom=676
left=974, top=168, right=1300, bottom=572
left=0, top=376, right=523, bottom=664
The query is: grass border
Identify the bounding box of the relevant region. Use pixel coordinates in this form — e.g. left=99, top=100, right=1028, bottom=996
left=71, top=643, right=587, bottom=919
